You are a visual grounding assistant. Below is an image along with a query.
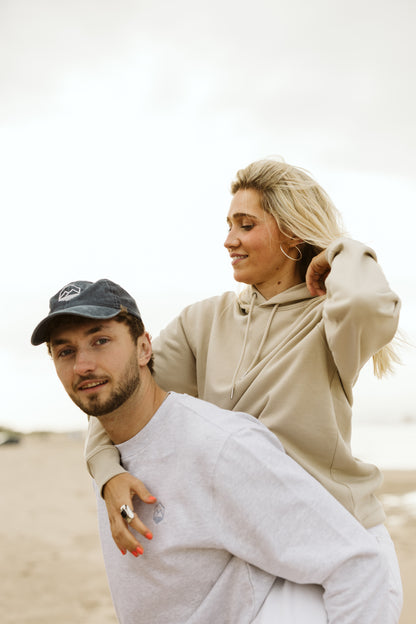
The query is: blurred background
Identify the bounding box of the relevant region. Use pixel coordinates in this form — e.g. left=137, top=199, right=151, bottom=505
left=1, top=0, right=415, bottom=467
left=0, top=2, right=415, bottom=622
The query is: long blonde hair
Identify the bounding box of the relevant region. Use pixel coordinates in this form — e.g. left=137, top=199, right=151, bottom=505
left=231, top=158, right=399, bottom=377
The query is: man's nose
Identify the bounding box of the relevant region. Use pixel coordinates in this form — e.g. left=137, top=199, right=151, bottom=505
left=73, top=350, right=95, bottom=376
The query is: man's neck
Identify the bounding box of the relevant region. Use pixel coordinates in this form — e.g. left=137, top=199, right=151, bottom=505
left=98, top=378, right=168, bottom=445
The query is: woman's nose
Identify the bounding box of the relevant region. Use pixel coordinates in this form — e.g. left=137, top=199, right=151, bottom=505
left=224, top=228, right=239, bottom=249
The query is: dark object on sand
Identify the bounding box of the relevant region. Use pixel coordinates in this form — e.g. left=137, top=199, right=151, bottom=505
left=0, top=432, right=21, bottom=446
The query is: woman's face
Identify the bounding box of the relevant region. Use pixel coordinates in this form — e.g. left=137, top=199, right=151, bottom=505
left=224, top=188, right=301, bottom=298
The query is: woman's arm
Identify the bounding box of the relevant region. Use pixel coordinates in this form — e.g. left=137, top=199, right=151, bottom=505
left=307, top=238, right=400, bottom=388
left=152, top=312, right=198, bottom=394
left=85, top=416, right=125, bottom=488
left=86, top=417, right=157, bottom=555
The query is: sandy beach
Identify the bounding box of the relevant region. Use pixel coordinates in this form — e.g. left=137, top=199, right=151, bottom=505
left=0, top=433, right=414, bottom=623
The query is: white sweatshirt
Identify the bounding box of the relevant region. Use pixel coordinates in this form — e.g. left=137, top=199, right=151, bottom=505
left=95, top=393, right=391, bottom=624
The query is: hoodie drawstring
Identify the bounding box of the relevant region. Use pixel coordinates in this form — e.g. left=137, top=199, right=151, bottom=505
left=230, top=291, right=255, bottom=399
left=230, top=292, right=278, bottom=399
left=247, top=304, right=278, bottom=371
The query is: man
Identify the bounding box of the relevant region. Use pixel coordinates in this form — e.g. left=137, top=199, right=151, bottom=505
left=32, top=279, right=392, bottom=624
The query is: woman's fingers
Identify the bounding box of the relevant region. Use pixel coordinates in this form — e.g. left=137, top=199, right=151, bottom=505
left=129, top=478, right=157, bottom=506
left=307, top=270, right=329, bottom=296
left=129, top=513, right=154, bottom=543
left=306, top=251, right=330, bottom=296
left=110, top=511, right=145, bottom=555
left=103, top=472, right=156, bottom=555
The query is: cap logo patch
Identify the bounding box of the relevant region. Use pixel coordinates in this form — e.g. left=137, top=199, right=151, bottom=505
left=58, top=284, right=81, bottom=302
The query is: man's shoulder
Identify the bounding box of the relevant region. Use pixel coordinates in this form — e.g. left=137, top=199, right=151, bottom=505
left=165, top=394, right=286, bottom=480
left=171, top=392, right=253, bottom=422
left=168, top=392, right=280, bottom=446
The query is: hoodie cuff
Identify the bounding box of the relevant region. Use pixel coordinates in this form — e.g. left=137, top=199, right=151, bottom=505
left=325, top=237, right=377, bottom=265
left=87, top=447, right=127, bottom=498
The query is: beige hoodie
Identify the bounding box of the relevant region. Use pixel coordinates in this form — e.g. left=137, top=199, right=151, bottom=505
left=86, top=238, right=400, bottom=528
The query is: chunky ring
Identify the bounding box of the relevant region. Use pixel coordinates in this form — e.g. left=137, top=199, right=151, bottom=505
left=120, top=504, right=135, bottom=524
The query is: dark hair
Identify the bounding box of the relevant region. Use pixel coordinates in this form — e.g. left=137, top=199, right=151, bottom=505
left=113, top=310, right=154, bottom=374
left=46, top=310, right=154, bottom=374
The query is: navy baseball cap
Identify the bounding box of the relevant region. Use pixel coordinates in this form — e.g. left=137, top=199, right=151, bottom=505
left=31, top=279, right=141, bottom=345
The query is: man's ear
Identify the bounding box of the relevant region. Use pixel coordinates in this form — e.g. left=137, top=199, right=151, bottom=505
left=137, top=332, right=153, bottom=367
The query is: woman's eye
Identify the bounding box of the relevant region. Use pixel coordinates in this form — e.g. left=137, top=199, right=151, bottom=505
left=241, top=224, right=254, bottom=230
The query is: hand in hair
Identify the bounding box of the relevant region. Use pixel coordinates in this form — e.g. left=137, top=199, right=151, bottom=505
left=306, top=250, right=331, bottom=297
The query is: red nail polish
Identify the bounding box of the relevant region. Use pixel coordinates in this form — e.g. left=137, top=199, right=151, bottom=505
left=148, top=496, right=156, bottom=503
left=135, top=546, right=144, bottom=555
left=145, top=531, right=153, bottom=540
left=131, top=550, right=139, bottom=557
left=119, top=548, right=127, bottom=555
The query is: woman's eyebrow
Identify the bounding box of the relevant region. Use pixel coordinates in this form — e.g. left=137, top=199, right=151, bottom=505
left=227, top=212, right=259, bottom=222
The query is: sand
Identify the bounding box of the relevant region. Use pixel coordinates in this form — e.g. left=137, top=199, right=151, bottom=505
left=0, top=433, right=414, bottom=623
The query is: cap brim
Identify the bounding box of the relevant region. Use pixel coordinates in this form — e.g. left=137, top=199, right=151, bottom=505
left=31, top=305, right=122, bottom=345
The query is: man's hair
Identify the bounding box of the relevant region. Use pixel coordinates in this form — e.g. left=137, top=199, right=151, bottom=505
left=113, top=310, right=154, bottom=374
left=46, top=310, right=155, bottom=374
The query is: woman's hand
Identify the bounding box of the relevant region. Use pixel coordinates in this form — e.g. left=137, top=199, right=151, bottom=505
left=103, top=472, right=156, bottom=557
left=306, top=250, right=331, bottom=296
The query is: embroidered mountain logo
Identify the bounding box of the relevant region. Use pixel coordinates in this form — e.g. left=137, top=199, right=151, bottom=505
left=59, top=284, right=81, bottom=302
left=153, top=502, right=165, bottom=524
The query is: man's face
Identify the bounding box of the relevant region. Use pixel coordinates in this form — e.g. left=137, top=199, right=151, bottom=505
left=50, top=318, right=141, bottom=417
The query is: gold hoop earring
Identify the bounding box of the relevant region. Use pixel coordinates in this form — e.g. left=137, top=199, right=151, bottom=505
left=279, top=243, right=302, bottom=262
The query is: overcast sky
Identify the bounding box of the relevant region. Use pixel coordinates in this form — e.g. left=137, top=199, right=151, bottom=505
left=1, top=0, right=415, bottom=438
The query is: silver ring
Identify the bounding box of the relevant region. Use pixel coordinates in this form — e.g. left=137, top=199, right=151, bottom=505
left=120, top=504, right=135, bottom=524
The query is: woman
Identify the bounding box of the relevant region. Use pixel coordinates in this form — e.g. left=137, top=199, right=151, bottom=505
left=86, top=158, right=402, bottom=618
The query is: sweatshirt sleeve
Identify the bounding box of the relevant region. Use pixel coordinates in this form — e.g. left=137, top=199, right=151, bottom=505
left=85, top=416, right=126, bottom=495
left=152, top=310, right=198, bottom=396
left=323, top=237, right=400, bottom=389
left=212, top=425, right=391, bottom=623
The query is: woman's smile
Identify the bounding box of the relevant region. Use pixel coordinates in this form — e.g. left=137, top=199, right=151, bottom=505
left=224, top=188, right=302, bottom=298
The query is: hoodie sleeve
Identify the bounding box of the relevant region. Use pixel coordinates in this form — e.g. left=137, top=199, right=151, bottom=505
left=152, top=310, right=199, bottom=396
left=85, top=416, right=125, bottom=495
left=323, top=238, right=400, bottom=390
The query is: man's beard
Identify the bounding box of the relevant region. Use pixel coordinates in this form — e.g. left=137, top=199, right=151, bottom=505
left=71, top=352, right=141, bottom=417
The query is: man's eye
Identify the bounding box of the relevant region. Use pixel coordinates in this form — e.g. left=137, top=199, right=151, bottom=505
left=58, top=349, right=73, bottom=358
left=95, top=338, right=110, bottom=346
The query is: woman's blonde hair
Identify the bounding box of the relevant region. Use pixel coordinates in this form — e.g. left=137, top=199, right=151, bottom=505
left=231, top=158, right=399, bottom=377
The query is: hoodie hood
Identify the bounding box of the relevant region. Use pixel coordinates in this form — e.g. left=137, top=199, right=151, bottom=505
left=238, top=282, right=314, bottom=313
